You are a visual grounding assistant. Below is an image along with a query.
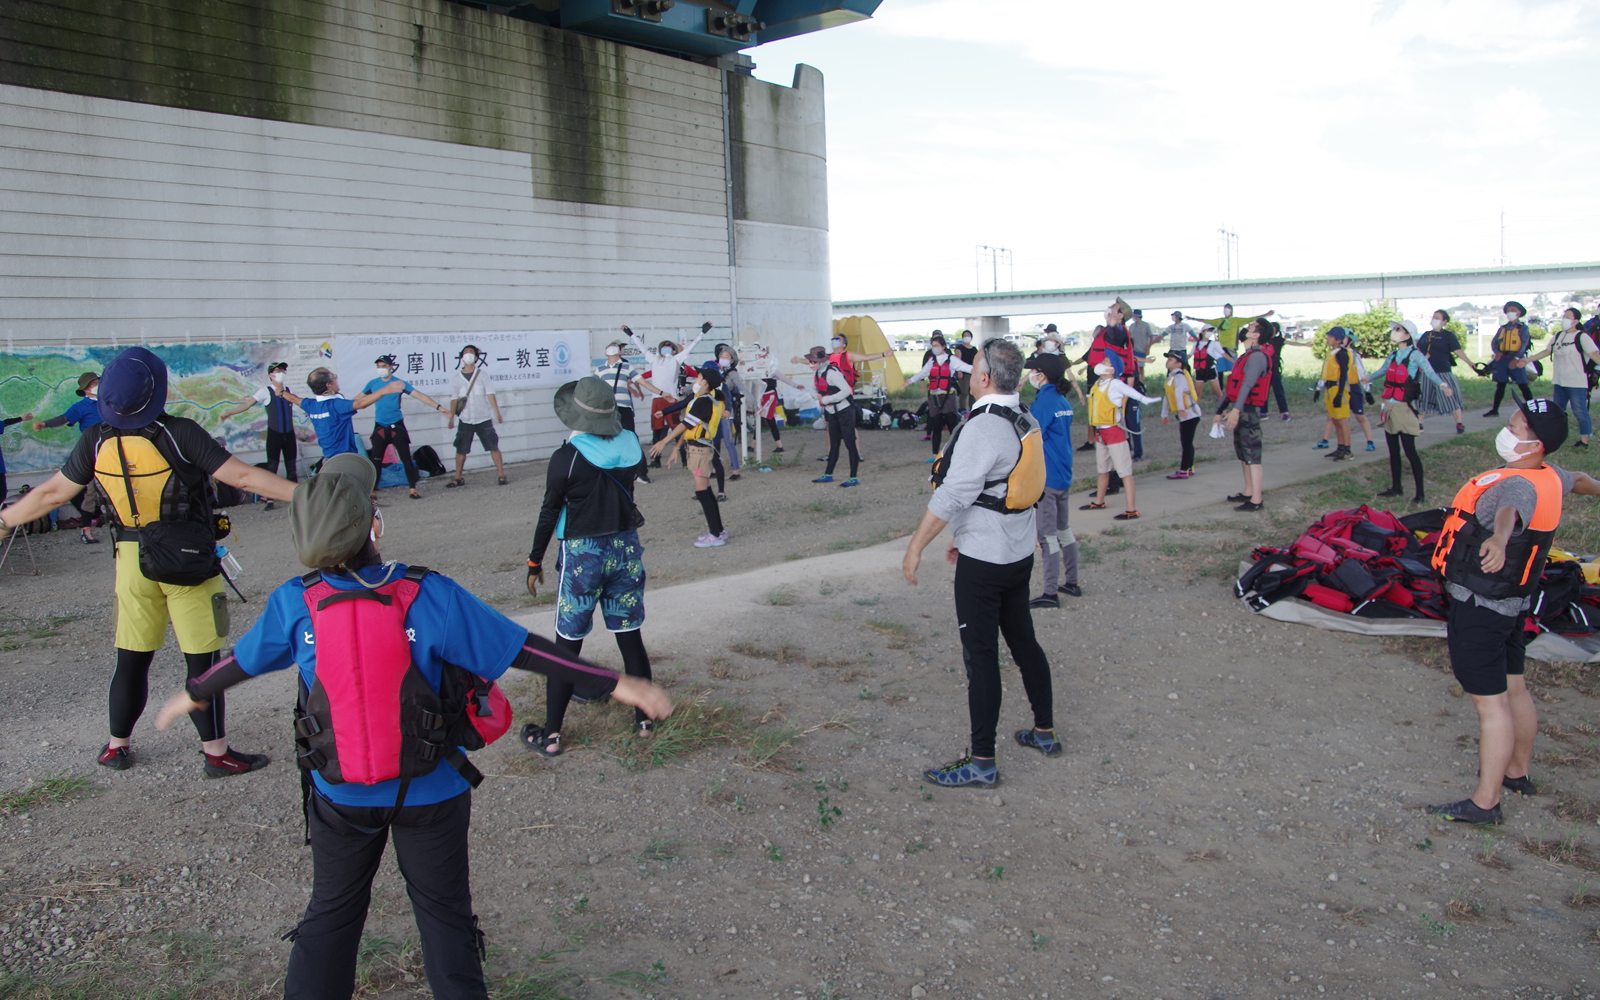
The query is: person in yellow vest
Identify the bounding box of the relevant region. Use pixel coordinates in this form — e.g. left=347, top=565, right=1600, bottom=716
left=1159, top=351, right=1203, bottom=479
left=1078, top=362, right=1159, bottom=520
left=1484, top=300, right=1533, bottom=417
left=648, top=365, right=728, bottom=547
left=1426, top=400, right=1600, bottom=824
left=1314, top=327, right=1360, bottom=461
left=0, top=348, right=297, bottom=774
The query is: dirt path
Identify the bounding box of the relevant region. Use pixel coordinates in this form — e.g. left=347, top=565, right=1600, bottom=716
left=1, top=408, right=1598, bottom=1000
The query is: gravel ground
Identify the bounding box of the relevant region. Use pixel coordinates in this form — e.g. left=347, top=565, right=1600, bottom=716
left=1, top=402, right=1598, bottom=999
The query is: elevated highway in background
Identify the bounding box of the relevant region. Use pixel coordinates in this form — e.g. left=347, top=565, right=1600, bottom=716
left=832, top=261, right=1600, bottom=324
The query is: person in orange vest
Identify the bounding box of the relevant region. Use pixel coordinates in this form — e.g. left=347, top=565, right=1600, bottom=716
left=1426, top=400, right=1600, bottom=824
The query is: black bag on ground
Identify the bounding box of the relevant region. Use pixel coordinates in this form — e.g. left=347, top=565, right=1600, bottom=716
left=1353, top=598, right=1425, bottom=619
left=413, top=444, right=448, bottom=477
left=1327, top=559, right=1382, bottom=601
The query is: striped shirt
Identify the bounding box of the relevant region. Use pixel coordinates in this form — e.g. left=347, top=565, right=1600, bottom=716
left=595, top=360, right=636, bottom=409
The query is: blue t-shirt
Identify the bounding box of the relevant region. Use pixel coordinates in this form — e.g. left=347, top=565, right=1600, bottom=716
left=362, top=377, right=414, bottom=427
left=231, top=563, right=528, bottom=807
left=63, top=398, right=103, bottom=433
left=1032, top=383, right=1074, bottom=490
left=299, top=395, right=360, bottom=457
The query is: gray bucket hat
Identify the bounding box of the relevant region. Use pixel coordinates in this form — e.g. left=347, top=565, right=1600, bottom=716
left=553, top=376, right=622, bottom=437
left=290, top=453, right=378, bottom=568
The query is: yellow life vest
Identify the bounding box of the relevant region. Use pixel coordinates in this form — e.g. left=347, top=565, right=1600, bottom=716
left=927, top=404, right=1045, bottom=514
left=682, top=395, right=724, bottom=443
left=1087, top=381, right=1123, bottom=428
left=1320, top=348, right=1355, bottom=384
left=1494, top=324, right=1526, bottom=354
left=1164, top=371, right=1197, bottom=413
left=93, top=428, right=191, bottom=527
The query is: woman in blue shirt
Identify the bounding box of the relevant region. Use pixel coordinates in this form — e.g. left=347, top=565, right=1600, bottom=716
left=1023, top=353, right=1080, bottom=607
left=155, top=453, right=671, bottom=1000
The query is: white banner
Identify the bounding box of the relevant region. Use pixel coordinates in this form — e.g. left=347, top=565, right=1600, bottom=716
left=333, top=331, right=588, bottom=395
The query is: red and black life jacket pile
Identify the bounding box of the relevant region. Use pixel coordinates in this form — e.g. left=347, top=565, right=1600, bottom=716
left=1235, top=505, right=1600, bottom=636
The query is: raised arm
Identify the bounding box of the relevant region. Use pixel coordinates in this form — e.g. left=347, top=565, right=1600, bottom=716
left=219, top=398, right=259, bottom=420
left=212, top=456, right=297, bottom=502
left=352, top=380, right=405, bottom=410
left=408, top=388, right=450, bottom=415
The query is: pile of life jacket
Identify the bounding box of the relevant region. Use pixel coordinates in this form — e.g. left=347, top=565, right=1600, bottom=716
left=1236, top=505, right=1600, bottom=636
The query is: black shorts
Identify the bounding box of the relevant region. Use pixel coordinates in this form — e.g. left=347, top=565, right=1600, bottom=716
left=1195, top=369, right=1218, bottom=382
left=1446, top=598, right=1528, bottom=697
left=453, top=419, right=499, bottom=455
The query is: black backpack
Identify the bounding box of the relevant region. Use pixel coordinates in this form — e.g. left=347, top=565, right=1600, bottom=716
left=413, top=445, right=449, bottom=477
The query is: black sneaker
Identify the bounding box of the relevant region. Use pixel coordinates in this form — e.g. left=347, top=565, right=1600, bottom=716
left=1481, top=409, right=1499, bottom=418
left=1426, top=798, right=1502, bottom=824
left=1028, top=594, right=1060, bottom=609
left=1502, top=775, right=1538, bottom=796
left=1059, top=583, right=1083, bottom=598
left=97, top=744, right=132, bottom=770
left=1226, top=493, right=1250, bottom=503
left=1234, top=500, right=1265, bottom=512
left=203, top=748, right=270, bottom=778
left=1377, top=487, right=1403, bottom=497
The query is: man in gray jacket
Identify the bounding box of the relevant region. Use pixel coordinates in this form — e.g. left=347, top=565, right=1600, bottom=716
left=902, top=338, right=1058, bottom=788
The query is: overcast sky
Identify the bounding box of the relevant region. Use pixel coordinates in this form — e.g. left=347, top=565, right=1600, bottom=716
left=751, top=0, right=1600, bottom=315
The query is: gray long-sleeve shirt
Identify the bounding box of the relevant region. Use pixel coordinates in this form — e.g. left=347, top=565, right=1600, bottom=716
left=927, top=394, right=1038, bottom=566
left=1221, top=347, right=1272, bottom=414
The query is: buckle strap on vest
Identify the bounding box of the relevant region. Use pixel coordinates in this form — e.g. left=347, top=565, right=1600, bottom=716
left=444, top=747, right=484, bottom=788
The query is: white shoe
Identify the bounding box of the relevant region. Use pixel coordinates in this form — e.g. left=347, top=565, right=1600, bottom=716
left=694, top=531, right=728, bottom=548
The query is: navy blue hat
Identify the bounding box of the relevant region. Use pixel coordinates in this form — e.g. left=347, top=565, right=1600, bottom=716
left=1326, top=326, right=1350, bottom=342
left=97, top=347, right=168, bottom=430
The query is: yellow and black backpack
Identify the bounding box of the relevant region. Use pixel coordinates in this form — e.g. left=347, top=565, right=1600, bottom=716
left=681, top=394, right=725, bottom=444
left=93, top=418, right=220, bottom=585
left=929, top=404, right=1046, bottom=514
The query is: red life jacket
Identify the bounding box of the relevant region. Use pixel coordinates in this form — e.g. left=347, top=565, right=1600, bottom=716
left=1224, top=344, right=1275, bottom=406
left=927, top=357, right=954, bottom=393
left=1193, top=345, right=1215, bottom=373
left=828, top=350, right=859, bottom=388
left=292, top=566, right=511, bottom=799
left=1382, top=351, right=1421, bottom=403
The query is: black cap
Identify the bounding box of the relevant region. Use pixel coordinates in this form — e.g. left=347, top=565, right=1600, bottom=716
left=1504, top=300, right=1526, bottom=317
left=1516, top=397, right=1567, bottom=455
left=1023, top=353, right=1065, bottom=383
left=696, top=364, right=724, bottom=390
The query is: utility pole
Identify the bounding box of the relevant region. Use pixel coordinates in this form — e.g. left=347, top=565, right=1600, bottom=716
left=1497, top=212, right=1507, bottom=266
left=1217, top=227, right=1239, bottom=280
left=974, top=245, right=1013, bottom=293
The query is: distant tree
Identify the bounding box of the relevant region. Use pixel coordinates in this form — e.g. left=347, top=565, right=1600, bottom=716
left=1312, top=301, right=1402, bottom=360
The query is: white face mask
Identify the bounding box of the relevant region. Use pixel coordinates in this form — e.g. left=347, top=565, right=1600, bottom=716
left=376, top=366, right=391, bottom=378
left=1430, top=318, right=1444, bottom=331
left=270, top=371, right=284, bottom=383
left=1495, top=425, right=1539, bottom=462
left=933, top=348, right=946, bottom=358
left=1562, top=317, right=1577, bottom=331
left=1041, top=342, right=1059, bottom=355
left=1390, top=329, right=1407, bottom=344
left=1505, top=314, right=1521, bottom=325
left=962, top=336, right=973, bottom=344
left=85, top=388, right=97, bottom=399
left=660, top=348, right=674, bottom=359
left=461, top=352, right=477, bottom=365
left=605, top=345, right=620, bottom=357
left=370, top=508, right=385, bottom=545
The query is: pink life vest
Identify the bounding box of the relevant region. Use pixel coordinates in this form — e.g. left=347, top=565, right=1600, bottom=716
left=292, top=566, right=511, bottom=795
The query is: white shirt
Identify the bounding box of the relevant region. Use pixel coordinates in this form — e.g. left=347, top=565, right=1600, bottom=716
left=1549, top=329, right=1600, bottom=388
left=628, top=328, right=710, bottom=395
left=452, top=367, right=494, bottom=425
left=904, top=353, right=972, bottom=387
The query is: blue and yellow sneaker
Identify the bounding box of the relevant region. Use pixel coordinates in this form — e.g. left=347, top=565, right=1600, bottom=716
left=1014, top=728, right=1062, bottom=757
left=839, top=478, right=860, bottom=488
left=813, top=475, right=834, bottom=484
left=923, top=754, right=998, bottom=787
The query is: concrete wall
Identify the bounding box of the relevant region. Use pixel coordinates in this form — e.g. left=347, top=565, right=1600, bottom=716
left=0, top=0, right=830, bottom=473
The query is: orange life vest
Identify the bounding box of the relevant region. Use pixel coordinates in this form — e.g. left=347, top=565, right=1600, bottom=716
left=1432, top=466, right=1564, bottom=599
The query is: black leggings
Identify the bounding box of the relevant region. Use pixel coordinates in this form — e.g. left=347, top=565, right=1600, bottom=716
left=954, top=553, right=1053, bottom=758
left=929, top=408, right=959, bottom=455
left=368, top=422, right=418, bottom=489
left=711, top=452, right=726, bottom=493
left=695, top=488, right=724, bottom=536
left=824, top=406, right=860, bottom=478
left=545, top=630, right=653, bottom=731
left=1386, top=432, right=1425, bottom=497
left=1178, top=416, right=1199, bottom=471
left=1491, top=380, right=1532, bottom=410
left=109, top=648, right=225, bottom=741
left=763, top=417, right=782, bottom=443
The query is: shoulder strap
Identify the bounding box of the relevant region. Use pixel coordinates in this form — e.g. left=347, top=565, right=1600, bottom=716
left=403, top=565, right=431, bottom=582
left=110, top=431, right=143, bottom=530
left=301, top=570, right=322, bottom=588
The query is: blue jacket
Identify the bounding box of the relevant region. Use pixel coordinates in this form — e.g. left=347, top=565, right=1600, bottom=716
left=1031, top=383, right=1074, bottom=490
left=299, top=395, right=360, bottom=457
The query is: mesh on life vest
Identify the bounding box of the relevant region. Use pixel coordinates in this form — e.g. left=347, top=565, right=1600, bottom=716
left=928, top=404, right=1045, bottom=514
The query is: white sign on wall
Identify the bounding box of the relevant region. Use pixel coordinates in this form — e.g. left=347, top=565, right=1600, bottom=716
left=333, top=331, right=588, bottom=395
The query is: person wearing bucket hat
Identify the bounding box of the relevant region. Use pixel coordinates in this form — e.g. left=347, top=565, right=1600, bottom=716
left=1426, top=399, right=1600, bottom=825
left=0, top=346, right=297, bottom=775
left=154, top=450, right=671, bottom=1000
left=30, top=371, right=107, bottom=541
left=521, top=376, right=656, bottom=754
left=1485, top=301, right=1534, bottom=417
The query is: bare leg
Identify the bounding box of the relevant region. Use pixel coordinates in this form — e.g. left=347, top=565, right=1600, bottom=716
left=1334, top=418, right=1351, bottom=449
left=1123, top=476, right=1136, bottom=513
left=1468, top=692, right=1516, bottom=810
left=491, top=450, right=507, bottom=478
left=1094, top=472, right=1108, bottom=504
left=1354, top=413, right=1374, bottom=446
left=453, top=453, right=467, bottom=480
left=1504, top=674, right=1538, bottom=781
left=1246, top=463, right=1264, bottom=503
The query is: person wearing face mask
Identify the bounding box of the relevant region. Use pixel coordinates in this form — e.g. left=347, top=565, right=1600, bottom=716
left=625, top=321, right=714, bottom=400
left=1079, top=360, right=1159, bottom=519
left=1210, top=319, right=1277, bottom=512
left=220, top=363, right=303, bottom=493
left=278, top=368, right=404, bottom=467
left=151, top=451, right=672, bottom=999
left=710, top=344, right=746, bottom=480
left=1376, top=320, right=1452, bottom=503
left=444, top=346, right=507, bottom=487
left=1159, top=351, right=1202, bottom=479
left=1021, top=353, right=1081, bottom=606
left=1514, top=308, right=1599, bottom=449
left=904, top=333, right=973, bottom=462
left=1417, top=310, right=1473, bottom=434
left=1314, top=327, right=1359, bottom=462
left=803, top=346, right=864, bottom=487
left=1485, top=301, right=1534, bottom=417
left=649, top=366, right=730, bottom=545
left=747, top=345, right=803, bottom=454
left=32, top=371, right=105, bottom=541
left=1184, top=303, right=1276, bottom=355
left=363, top=355, right=450, bottom=501
left=1032, top=327, right=1084, bottom=404
left=595, top=339, right=653, bottom=485
left=1, top=347, right=297, bottom=775
left=1072, top=299, right=1138, bottom=455
left=953, top=332, right=979, bottom=410
left=1426, top=400, right=1600, bottom=825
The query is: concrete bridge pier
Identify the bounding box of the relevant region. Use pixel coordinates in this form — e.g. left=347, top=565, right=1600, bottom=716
left=964, top=316, right=1010, bottom=343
